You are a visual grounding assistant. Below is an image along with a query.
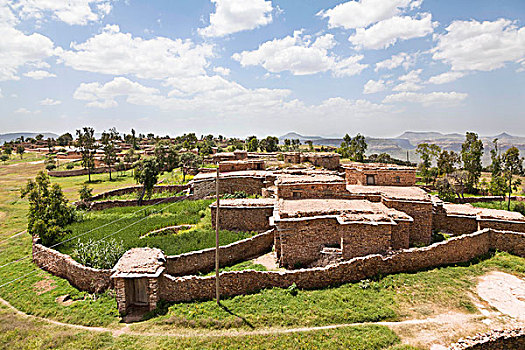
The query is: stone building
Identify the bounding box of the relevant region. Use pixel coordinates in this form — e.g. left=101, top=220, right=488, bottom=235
left=273, top=199, right=413, bottom=268
left=210, top=198, right=275, bottom=232
left=344, top=163, right=416, bottom=186
left=191, top=170, right=271, bottom=198
left=275, top=174, right=348, bottom=199
left=112, top=248, right=166, bottom=315
left=283, top=152, right=341, bottom=170
left=218, top=159, right=265, bottom=172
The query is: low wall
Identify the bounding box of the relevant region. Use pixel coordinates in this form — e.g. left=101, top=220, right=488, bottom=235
left=158, top=229, right=525, bottom=303
left=448, top=327, right=525, bottom=349
left=165, top=229, right=274, bottom=276
left=32, top=239, right=112, bottom=293
left=192, top=176, right=266, bottom=198
left=89, top=195, right=191, bottom=210
left=90, top=184, right=189, bottom=201
left=48, top=164, right=132, bottom=177
left=211, top=205, right=274, bottom=232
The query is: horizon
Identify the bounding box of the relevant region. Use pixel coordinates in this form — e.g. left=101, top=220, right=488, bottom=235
left=1, top=0, right=525, bottom=137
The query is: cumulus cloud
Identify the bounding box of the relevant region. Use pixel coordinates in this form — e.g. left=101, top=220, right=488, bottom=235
left=375, top=52, right=417, bottom=72
left=0, top=3, right=55, bottom=81
left=13, top=0, right=114, bottom=25
left=213, top=66, right=231, bottom=76
left=349, top=13, right=435, bottom=50
left=23, top=70, right=56, bottom=79
left=14, top=107, right=31, bottom=114
left=428, top=71, right=465, bottom=84
left=198, top=0, right=273, bottom=37
left=73, top=77, right=163, bottom=108
left=383, top=91, right=467, bottom=106
left=40, top=98, right=61, bottom=105
left=393, top=69, right=423, bottom=91
left=432, top=18, right=525, bottom=71
left=363, top=79, right=388, bottom=94
left=232, top=31, right=367, bottom=76
left=58, top=25, right=214, bottom=80
left=318, top=0, right=421, bottom=29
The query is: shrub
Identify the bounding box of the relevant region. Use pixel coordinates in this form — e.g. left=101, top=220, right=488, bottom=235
left=73, top=238, right=126, bottom=269
left=66, top=163, right=75, bottom=170
left=45, top=163, right=56, bottom=170
left=0, top=154, right=8, bottom=163
left=78, top=184, right=93, bottom=201
left=223, top=191, right=248, bottom=199
left=515, top=202, right=525, bottom=216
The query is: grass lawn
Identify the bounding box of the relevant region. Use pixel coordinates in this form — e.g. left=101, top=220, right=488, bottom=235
left=471, top=200, right=525, bottom=213
left=57, top=200, right=256, bottom=258
left=91, top=190, right=186, bottom=202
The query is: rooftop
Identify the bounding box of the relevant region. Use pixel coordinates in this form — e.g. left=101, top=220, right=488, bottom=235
left=112, top=247, right=166, bottom=278
left=210, top=198, right=275, bottom=208
left=276, top=174, right=345, bottom=185
left=277, top=198, right=412, bottom=222
left=477, top=207, right=525, bottom=222
left=193, top=170, right=269, bottom=181
left=343, top=162, right=415, bottom=171
left=346, top=185, right=431, bottom=202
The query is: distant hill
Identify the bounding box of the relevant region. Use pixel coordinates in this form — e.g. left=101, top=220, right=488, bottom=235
left=0, top=132, right=59, bottom=144
left=279, top=131, right=525, bottom=165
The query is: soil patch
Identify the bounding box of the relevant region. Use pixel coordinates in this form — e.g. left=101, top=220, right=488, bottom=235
left=33, top=278, right=56, bottom=295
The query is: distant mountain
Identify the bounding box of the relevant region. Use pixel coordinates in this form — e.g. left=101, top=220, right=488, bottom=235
left=0, top=132, right=59, bottom=144
left=279, top=131, right=525, bottom=165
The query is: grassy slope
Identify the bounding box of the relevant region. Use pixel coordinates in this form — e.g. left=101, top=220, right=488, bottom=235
left=471, top=200, right=524, bottom=212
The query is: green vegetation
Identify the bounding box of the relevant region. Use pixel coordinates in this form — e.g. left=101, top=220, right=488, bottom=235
left=91, top=190, right=186, bottom=202
left=57, top=201, right=255, bottom=258
left=471, top=200, right=525, bottom=215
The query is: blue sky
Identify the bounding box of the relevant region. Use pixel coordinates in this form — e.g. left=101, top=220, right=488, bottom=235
left=1, top=0, right=524, bottom=138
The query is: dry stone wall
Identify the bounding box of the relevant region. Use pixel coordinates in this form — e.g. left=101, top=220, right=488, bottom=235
left=165, top=229, right=274, bottom=276
left=383, top=199, right=433, bottom=245
left=448, top=327, right=525, bottom=350
left=192, top=176, right=266, bottom=198
left=32, top=239, right=112, bottom=293
left=90, top=184, right=189, bottom=201
left=211, top=206, right=274, bottom=232
left=88, top=195, right=190, bottom=210
left=158, top=229, right=514, bottom=303
left=48, top=164, right=132, bottom=177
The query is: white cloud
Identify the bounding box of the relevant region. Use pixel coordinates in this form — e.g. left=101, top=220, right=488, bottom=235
left=198, top=0, right=273, bottom=37
left=73, top=77, right=163, bottom=108
left=0, top=2, right=55, bottom=81
left=349, top=13, right=435, bottom=50
left=14, top=107, right=31, bottom=114
left=0, top=88, right=2, bottom=98
left=363, top=79, right=388, bottom=94
left=393, top=69, right=423, bottom=91
left=432, top=18, right=525, bottom=71
left=23, top=70, right=56, bottom=79
left=13, top=0, right=114, bottom=25
left=213, top=66, right=231, bottom=76
left=383, top=91, right=467, bottom=106
left=428, top=71, right=465, bottom=84
left=40, top=98, right=61, bottom=105
left=58, top=24, right=214, bottom=80
left=318, top=0, right=421, bottom=30
left=232, top=31, right=367, bottom=76
left=375, top=52, right=417, bottom=72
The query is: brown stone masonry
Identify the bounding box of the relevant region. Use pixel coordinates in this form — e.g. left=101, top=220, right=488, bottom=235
left=32, top=238, right=112, bottom=293
left=165, top=229, right=275, bottom=276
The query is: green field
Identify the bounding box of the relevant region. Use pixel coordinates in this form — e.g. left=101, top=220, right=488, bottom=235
left=471, top=200, right=525, bottom=213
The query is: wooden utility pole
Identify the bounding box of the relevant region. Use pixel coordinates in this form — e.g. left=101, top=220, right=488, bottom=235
left=215, top=166, right=220, bottom=304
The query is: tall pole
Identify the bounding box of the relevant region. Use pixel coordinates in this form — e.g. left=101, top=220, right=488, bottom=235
left=215, top=166, right=220, bottom=304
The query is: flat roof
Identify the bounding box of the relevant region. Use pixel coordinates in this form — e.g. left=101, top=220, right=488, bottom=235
left=210, top=198, right=275, bottom=208
left=193, top=170, right=269, bottom=181
left=346, top=185, right=431, bottom=202
left=220, top=159, right=264, bottom=164
left=112, top=247, right=165, bottom=278
left=343, top=162, right=415, bottom=171
left=276, top=174, right=345, bottom=185
left=477, top=207, right=525, bottom=222
left=443, top=203, right=479, bottom=216
left=277, top=198, right=412, bottom=222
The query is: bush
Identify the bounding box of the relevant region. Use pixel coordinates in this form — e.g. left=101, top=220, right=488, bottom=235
left=223, top=191, right=248, bottom=199
left=66, top=163, right=75, bottom=170
left=73, top=238, right=126, bottom=269
left=78, top=184, right=93, bottom=201
left=515, top=202, right=525, bottom=216
left=45, top=163, right=56, bottom=170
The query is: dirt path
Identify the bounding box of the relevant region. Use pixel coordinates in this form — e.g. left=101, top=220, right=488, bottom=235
left=252, top=252, right=280, bottom=270
left=0, top=271, right=523, bottom=349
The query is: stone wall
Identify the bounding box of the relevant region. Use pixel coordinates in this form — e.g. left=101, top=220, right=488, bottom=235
left=478, top=219, right=525, bottom=233
left=218, top=160, right=265, bottom=172
left=89, top=195, right=190, bottom=210
left=32, top=239, right=112, bottom=293
left=383, top=198, right=433, bottom=245
left=210, top=205, right=274, bottom=232
left=192, top=176, right=266, bottom=198
left=341, top=223, right=392, bottom=259
left=48, top=164, right=132, bottom=177
left=433, top=213, right=479, bottom=235
left=158, top=229, right=510, bottom=303
left=448, top=327, right=525, bottom=349
left=90, top=184, right=189, bottom=201
left=165, top=229, right=274, bottom=276
left=391, top=220, right=411, bottom=250
left=276, top=182, right=349, bottom=200
left=345, top=168, right=416, bottom=186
